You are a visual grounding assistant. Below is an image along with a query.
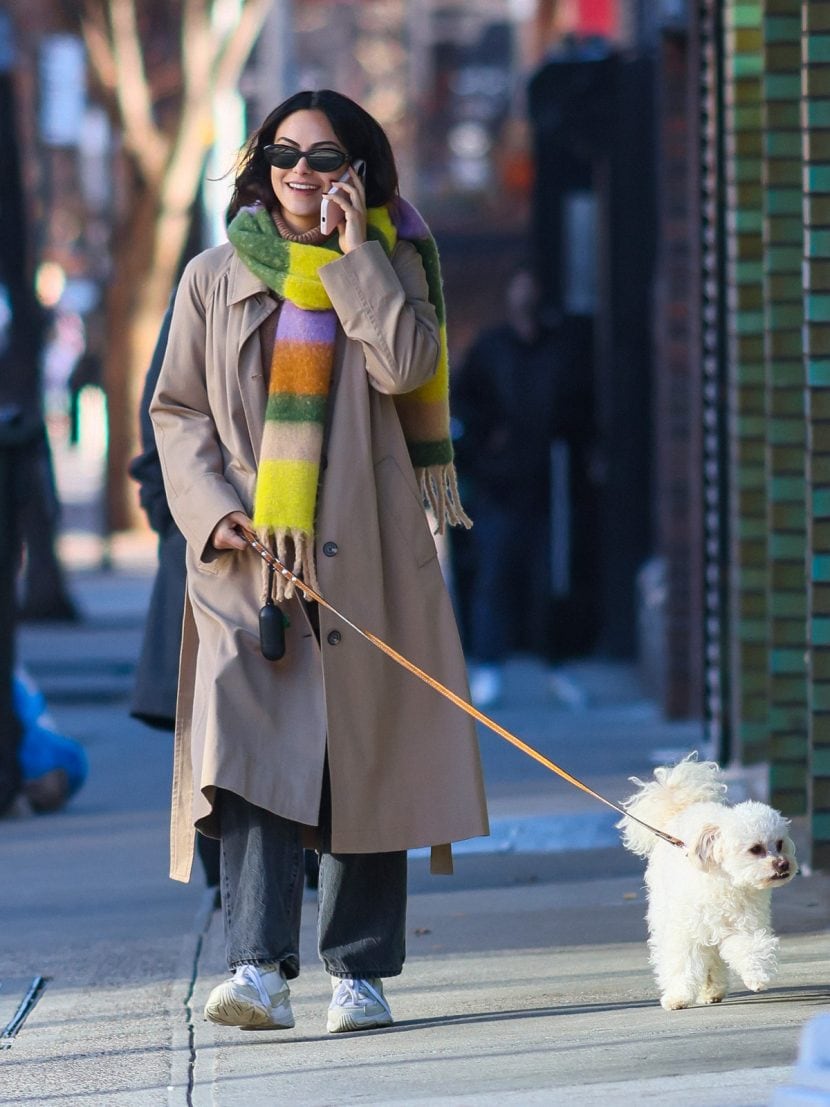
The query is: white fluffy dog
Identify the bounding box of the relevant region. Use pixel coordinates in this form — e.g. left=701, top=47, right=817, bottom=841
left=617, top=754, right=797, bottom=1011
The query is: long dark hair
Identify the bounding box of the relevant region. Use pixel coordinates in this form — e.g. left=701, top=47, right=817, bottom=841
left=227, top=90, right=399, bottom=222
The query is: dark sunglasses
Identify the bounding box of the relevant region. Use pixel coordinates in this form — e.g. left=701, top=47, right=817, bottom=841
left=262, top=144, right=349, bottom=172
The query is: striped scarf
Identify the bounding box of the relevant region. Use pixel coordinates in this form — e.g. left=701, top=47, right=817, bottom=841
left=227, top=198, right=469, bottom=597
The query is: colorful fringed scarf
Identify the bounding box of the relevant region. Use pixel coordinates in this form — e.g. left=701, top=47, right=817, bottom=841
left=227, top=198, right=470, bottom=597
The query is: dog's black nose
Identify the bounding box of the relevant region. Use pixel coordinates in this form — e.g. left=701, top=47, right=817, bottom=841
left=773, top=857, right=790, bottom=873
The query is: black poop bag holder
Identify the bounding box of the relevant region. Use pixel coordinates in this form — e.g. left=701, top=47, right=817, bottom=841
left=259, top=560, right=288, bottom=661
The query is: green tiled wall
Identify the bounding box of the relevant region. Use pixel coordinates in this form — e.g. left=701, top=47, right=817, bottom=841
left=762, top=0, right=807, bottom=815
left=701, top=0, right=731, bottom=753
left=724, top=0, right=770, bottom=763
left=803, top=0, right=830, bottom=868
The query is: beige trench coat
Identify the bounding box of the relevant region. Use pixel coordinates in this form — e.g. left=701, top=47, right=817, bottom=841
left=151, top=237, right=489, bottom=882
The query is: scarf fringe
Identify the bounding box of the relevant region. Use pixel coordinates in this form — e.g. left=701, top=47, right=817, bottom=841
left=418, top=463, right=472, bottom=535
left=258, top=528, right=319, bottom=603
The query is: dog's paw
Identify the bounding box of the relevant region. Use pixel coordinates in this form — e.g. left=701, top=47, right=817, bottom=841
left=742, top=975, right=770, bottom=994
left=660, top=993, right=691, bottom=1011
left=697, top=989, right=726, bottom=1005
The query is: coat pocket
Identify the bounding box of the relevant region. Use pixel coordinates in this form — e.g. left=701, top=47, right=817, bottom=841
left=375, top=455, right=438, bottom=569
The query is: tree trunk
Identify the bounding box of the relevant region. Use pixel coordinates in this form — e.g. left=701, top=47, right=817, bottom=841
left=103, top=181, right=195, bottom=533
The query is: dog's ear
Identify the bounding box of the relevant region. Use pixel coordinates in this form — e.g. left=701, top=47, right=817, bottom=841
left=689, top=824, right=721, bottom=871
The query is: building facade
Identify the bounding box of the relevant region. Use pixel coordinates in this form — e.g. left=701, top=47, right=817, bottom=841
left=652, top=0, right=830, bottom=869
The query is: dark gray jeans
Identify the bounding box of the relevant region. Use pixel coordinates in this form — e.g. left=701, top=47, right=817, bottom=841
left=218, top=782, right=407, bottom=980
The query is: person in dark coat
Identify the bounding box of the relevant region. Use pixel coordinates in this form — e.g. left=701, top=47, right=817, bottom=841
left=453, top=266, right=594, bottom=706
left=129, top=302, right=221, bottom=888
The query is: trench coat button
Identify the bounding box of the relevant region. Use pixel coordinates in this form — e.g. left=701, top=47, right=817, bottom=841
left=327, top=629, right=342, bottom=646
left=323, top=541, right=338, bottom=557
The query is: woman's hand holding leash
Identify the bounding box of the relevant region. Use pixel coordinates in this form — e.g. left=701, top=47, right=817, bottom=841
left=212, top=511, right=253, bottom=551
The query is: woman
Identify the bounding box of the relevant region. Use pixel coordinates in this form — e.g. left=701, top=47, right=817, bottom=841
left=151, top=89, right=488, bottom=1035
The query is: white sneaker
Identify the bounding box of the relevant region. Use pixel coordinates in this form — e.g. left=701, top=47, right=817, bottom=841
left=327, top=976, right=393, bottom=1033
left=470, top=664, right=503, bottom=708
left=204, top=963, right=294, bottom=1030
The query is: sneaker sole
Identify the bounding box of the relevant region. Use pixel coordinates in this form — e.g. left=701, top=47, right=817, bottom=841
left=205, top=995, right=294, bottom=1031
left=326, top=1009, right=393, bottom=1034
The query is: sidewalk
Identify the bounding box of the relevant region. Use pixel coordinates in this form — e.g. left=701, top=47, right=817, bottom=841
left=1, top=548, right=828, bottom=1106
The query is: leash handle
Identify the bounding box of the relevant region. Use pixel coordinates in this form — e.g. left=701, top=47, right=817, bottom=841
left=238, top=529, right=685, bottom=851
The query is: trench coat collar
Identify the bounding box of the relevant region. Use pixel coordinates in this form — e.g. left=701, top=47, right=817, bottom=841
left=227, top=250, right=274, bottom=454
left=227, top=249, right=268, bottom=306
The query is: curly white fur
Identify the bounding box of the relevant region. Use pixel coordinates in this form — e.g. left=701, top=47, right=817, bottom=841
left=617, top=753, right=797, bottom=1011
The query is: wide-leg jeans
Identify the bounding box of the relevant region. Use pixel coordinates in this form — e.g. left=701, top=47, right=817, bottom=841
left=217, top=785, right=407, bottom=980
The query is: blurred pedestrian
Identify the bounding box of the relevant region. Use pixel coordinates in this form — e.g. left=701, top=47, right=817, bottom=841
left=129, top=301, right=221, bottom=889
left=150, top=89, right=488, bottom=1035
left=453, top=266, right=592, bottom=707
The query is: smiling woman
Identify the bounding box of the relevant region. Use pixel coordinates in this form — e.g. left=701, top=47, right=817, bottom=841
left=149, top=88, right=486, bottom=1040
left=264, top=116, right=352, bottom=236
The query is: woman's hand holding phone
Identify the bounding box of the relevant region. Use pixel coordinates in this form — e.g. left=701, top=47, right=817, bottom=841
left=320, top=160, right=367, bottom=254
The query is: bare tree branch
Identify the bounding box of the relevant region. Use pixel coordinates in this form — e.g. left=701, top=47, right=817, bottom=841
left=181, top=0, right=215, bottom=105
left=162, top=0, right=271, bottom=241
left=214, top=0, right=273, bottom=94
left=108, top=0, right=170, bottom=181
left=79, top=0, right=118, bottom=96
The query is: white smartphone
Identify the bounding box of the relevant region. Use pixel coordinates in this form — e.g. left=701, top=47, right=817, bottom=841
left=320, top=159, right=366, bottom=235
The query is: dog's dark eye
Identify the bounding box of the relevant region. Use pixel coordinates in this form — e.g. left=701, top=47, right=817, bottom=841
left=749, top=844, right=766, bottom=856
left=776, top=839, right=783, bottom=852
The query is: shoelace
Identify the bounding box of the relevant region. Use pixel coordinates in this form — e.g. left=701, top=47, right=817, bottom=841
left=333, top=977, right=390, bottom=1017
left=235, top=964, right=273, bottom=1009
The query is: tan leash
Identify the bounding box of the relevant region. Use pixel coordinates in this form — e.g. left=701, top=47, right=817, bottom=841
left=240, top=529, right=685, bottom=850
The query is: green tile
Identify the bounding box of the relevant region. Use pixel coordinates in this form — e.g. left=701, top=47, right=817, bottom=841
left=768, top=303, right=806, bottom=328
left=767, top=362, right=804, bottom=387
left=805, top=196, right=830, bottom=225
left=727, top=4, right=762, bottom=29
left=770, top=534, right=806, bottom=558
left=804, top=130, right=830, bottom=161
left=770, top=647, right=805, bottom=673
left=763, top=73, right=800, bottom=99
left=770, top=764, right=810, bottom=787
left=803, top=99, right=830, bottom=128
left=805, top=326, right=830, bottom=357
left=807, top=296, right=830, bottom=324
left=806, top=35, right=830, bottom=63
left=735, top=105, right=764, bottom=128
left=799, top=66, right=830, bottom=98
left=767, top=245, right=802, bottom=268
left=805, top=6, right=830, bottom=34
left=774, top=476, right=805, bottom=498
left=770, top=602, right=807, bottom=625
left=805, top=165, right=830, bottom=193
left=766, top=133, right=800, bottom=157
left=763, top=15, right=800, bottom=43
left=766, top=215, right=805, bottom=244
left=767, top=388, right=803, bottom=417
left=806, top=230, right=830, bottom=258
left=770, top=733, right=808, bottom=761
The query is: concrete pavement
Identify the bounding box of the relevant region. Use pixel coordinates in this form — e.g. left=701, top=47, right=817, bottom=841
left=1, top=543, right=828, bottom=1106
